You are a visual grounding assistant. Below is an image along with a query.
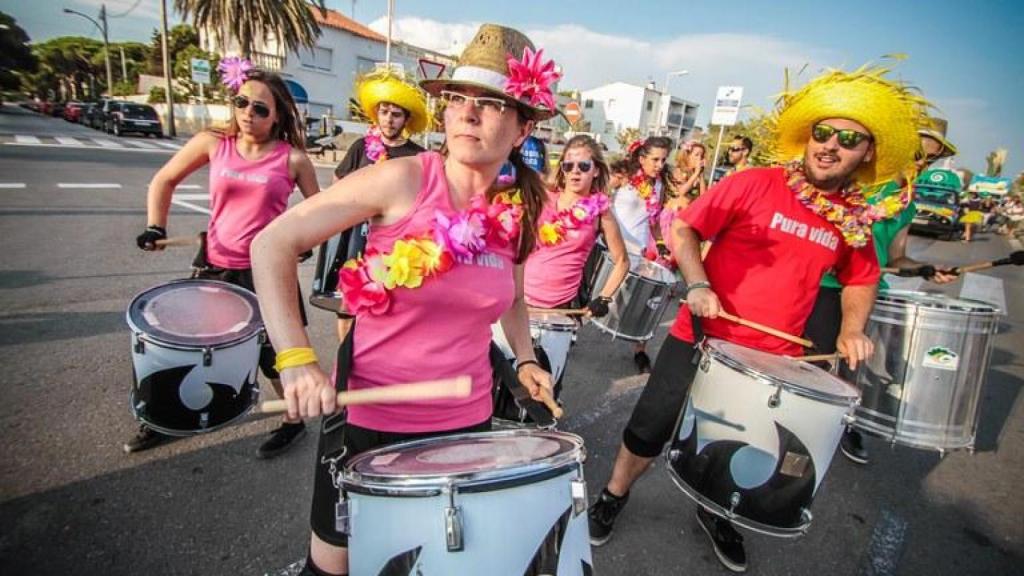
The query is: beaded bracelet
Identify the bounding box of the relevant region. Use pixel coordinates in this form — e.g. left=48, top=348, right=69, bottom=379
left=274, top=347, right=318, bottom=372
left=516, top=359, right=540, bottom=372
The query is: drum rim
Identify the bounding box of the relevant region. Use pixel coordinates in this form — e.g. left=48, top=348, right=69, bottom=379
left=126, top=278, right=264, bottom=348
left=128, top=385, right=260, bottom=437
left=341, top=429, right=585, bottom=495
left=601, top=251, right=677, bottom=285
left=878, top=289, right=1000, bottom=314
left=703, top=339, right=860, bottom=406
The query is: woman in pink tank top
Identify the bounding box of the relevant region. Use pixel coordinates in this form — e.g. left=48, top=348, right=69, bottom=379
left=131, top=68, right=319, bottom=457
left=525, top=134, right=629, bottom=312
left=251, top=26, right=562, bottom=575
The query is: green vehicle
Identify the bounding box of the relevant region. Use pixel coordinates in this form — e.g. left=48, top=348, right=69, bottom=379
left=910, top=168, right=963, bottom=240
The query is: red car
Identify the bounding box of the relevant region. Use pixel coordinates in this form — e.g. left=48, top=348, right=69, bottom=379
left=63, top=101, right=85, bottom=123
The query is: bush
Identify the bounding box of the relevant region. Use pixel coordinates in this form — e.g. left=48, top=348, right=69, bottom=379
left=148, top=85, right=187, bottom=104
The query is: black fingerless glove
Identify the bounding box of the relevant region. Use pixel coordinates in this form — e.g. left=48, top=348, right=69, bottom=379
left=917, top=265, right=937, bottom=279
left=587, top=297, right=611, bottom=318
left=136, top=225, right=166, bottom=250
left=656, top=241, right=671, bottom=258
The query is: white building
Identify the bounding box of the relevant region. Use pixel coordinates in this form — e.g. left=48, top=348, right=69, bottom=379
left=580, top=81, right=699, bottom=154
left=202, top=8, right=455, bottom=121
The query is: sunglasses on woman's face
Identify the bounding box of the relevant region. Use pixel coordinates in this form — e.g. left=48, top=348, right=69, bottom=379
left=561, top=160, right=593, bottom=173
left=232, top=95, right=271, bottom=119
left=811, top=123, right=872, bottom=149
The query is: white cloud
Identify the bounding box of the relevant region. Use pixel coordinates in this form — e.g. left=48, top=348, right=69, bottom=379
left=71, top=0, right=163, bottom=22
left=368, top=16, right=480, bottom=56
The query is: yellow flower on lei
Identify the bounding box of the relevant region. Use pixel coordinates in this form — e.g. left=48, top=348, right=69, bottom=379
left=410, top=238, right=448, bottom=275
left=494, top=189, right=523, bottom=206
left=382, top=239, right=427, bottom=289
left=539, top=222, right=563, bottom=246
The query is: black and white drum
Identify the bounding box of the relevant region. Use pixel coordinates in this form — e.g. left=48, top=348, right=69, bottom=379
left=309, top=223, right=368, bottom=312
left=667, top=339, right=860, bottom=537
left=340, top=430, right=593, bottom=575
left=840, top=290, right=999, bottom=453
left=126, top=279, right=263, bottom=436
left=491, top=315, right=576, bottom=426
left=590, top=253, right=676, bottom=342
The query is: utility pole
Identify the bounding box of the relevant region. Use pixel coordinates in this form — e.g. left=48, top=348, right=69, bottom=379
left=62, top=5, right=113, bottom=95
left=160, top=0, right=176, bottom=137
left=120, top=45, right=128, bottom=83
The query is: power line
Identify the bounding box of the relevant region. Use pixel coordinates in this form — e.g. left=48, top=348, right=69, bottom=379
left=108, top=0, right=144, bottom=18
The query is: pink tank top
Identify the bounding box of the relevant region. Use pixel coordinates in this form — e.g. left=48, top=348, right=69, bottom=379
left=206, top=137, right=294, bottom=269
left=347, top=152, right=517, bottom=432
left=524, top=190, right=607, bottom=307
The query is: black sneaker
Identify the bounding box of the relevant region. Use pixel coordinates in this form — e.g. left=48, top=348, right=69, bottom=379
left=588, top=489, right=629, bottom=546
left=123, top=425, right=172, bottom=454
left=633, top=351, right=652, bottom=374
left=840, top=428, right=869, bottom=464
left=697, top=507, right=747, bottom=573
left=257, top=422, right=307, bottom=459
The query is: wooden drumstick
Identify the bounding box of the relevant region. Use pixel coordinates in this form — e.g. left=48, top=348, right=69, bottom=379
left=529, top=307, right=590, bottom=317
left=536, top=386, right=564, bottom=419
left=155, top=235, right=202, bottom=247
left=792, top=352, right=843, bottom=363
left=681, top=300, right=815, bottom=348
left=955, top=251, right=1024, bottom=274
left=260, top=376, right=472, bottom=414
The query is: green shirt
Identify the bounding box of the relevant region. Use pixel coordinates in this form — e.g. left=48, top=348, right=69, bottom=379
left=821, top=181, right=915, bottom=291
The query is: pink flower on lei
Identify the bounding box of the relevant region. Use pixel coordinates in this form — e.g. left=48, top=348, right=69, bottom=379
left=217, top=56, right=254, bottom=93
left=338, top=249, right=391, bottom=315
left=505, top=47, right=561, bottom=110
left=364, top=125, right=388, bottom=163
left=434, top=205, right=488, bottom=260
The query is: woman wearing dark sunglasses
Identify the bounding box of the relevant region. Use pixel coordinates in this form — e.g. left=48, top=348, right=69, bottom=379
left=129, top=67, right=320, bottom=456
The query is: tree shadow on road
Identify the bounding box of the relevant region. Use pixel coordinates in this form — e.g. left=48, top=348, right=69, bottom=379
left=0, top=310, right=124, bottom=347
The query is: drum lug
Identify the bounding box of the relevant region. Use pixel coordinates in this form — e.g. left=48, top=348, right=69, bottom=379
left=133, top=333, right=145, bottom=354
left=699, top=353, right=710, bottom=373
left=335, top=498, right=353, bottom=535
left=729, top=492, right=741, bottom=515
left=444, top=485, right=464, bottom=552
left=668, top=449, right=681, bottom=462
left=767, top=385, right=782, bottom=408
left=571, top=479, right=587, bottom=517
left=202, top=347, right=212, bottom=367
left=842, top=413, right=856, bottom=426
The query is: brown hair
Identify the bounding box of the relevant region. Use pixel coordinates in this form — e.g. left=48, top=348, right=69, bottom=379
left=503, top=106, right=544, bottom=263
left=554, top=134, right=609, bottom=194
left=628, top=135, right=676, bottom=201
left=209, top=69, right=305, bottom=150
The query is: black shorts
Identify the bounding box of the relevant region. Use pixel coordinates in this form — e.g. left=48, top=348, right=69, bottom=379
left=191, top=265, right=308, bottom=380
left=310, top=334, right=491, bottom=547
left=803, top=286, right=842, bottom=356
left=623, top=333, right=701, bottom=458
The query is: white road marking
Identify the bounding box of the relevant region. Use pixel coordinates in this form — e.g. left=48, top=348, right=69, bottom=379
left=55, top=137, right=84, bottom=146
left=4, top=142, right=174, bottom=153
left=154, top=140, right=183, bottom=150
left=14, top=135, right=41, bottom=144
left=175, top=193, right=210, bottom=201
left=57, top=183, right=122, bottom=189
left=92, top=138, right=125, bottom=148
left=124, top=139, right=159, bottom=149
left=175, top=184, right=203, bottom=190
left=171, top=198, right=211, bottom=215
left=960, top=272, right=1006, bottom=314
left=0, top=183, right=26, bottom=189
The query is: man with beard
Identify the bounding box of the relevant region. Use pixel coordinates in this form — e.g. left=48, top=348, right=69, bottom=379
left=588, top=67, right=927, bottom=573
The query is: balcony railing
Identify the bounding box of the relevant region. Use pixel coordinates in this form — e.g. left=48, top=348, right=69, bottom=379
left=252, top=51, right=285, bottom=71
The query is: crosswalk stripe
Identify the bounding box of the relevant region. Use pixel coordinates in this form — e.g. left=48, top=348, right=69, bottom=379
left=124, top=139, right=159, bottom=149
left=93, top=138, right=126, bottom=148
left=175, top=193, right=210, bottom=200
left=55, top=137, right=84, bottom=146
left=57, top=183, right=122, bottom=189
left=154, top=140, right=182, bottom=150
left=0, top=183, right=27, bottom=189
left=15, top=135, right=41, bottom=144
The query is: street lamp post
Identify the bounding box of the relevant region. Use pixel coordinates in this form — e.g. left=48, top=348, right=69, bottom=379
left=662, top=69, right=689, bottom=137
left=63, top=6, right=113, bottom=97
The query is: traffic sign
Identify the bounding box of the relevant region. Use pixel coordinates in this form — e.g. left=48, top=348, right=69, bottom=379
left=710, top=86, right=743, bottom=126
left=564, top=101, right=582, bottom=126
left=418, top=58, right=446, bottom=80
left=190, top=59, right=211, bottom=84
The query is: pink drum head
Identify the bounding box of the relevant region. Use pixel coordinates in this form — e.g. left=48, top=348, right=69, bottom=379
left=127, top=279, right=262, bottom=347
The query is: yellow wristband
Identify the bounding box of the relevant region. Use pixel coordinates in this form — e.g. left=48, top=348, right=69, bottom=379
left=274, top=347, right=318, bottom=372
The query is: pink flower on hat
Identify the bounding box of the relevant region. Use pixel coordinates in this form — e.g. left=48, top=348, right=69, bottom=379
left=505, top=47, right=561, bottom=111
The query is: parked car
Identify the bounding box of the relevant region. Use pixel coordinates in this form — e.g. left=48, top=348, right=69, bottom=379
left=78, top=103, right=97, bottom=125
left=107, top=102, right=163, bottom=137
left=910, top=169, right=964, bottom=240
left=98, top=100, right=128, bottom=132
left=63, top=101, right=85, bottom=123
left=49, top=102, right=66, bottom=118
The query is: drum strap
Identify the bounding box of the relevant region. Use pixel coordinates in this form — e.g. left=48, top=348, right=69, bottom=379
left=189, top=232, right=209, bottom=273
left=690, top=313, right=706, bottom=366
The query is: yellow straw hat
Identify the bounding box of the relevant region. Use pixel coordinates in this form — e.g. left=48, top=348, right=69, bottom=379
left=356, top=69, right=429, bottom=135
left=771, top=65, right=930, bottom=187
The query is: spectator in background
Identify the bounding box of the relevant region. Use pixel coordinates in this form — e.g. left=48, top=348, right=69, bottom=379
left=725, top=135, right=753, bottom=175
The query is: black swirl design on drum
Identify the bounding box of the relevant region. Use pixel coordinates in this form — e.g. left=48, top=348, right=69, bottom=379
left=670, top=420, right=816, bottom=529
left=134, top=364, right=256, bottom=432
left=376, top=545, right=421, bottom=576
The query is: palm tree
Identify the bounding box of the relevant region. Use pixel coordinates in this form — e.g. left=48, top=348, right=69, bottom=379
left=175, top=0, right=327, bottom=59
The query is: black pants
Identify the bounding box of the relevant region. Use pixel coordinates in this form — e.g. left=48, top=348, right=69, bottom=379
left=803, top=286, right=842, bottom=356
left=622, top=334, right=701, bottom=458
left=309, top=333, right=491, bottom=546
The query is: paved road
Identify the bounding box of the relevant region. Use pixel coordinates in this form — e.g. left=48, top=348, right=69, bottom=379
left=1, top=105, right=1021, bottom=575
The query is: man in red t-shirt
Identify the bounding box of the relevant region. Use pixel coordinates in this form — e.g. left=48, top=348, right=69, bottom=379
left=588, top=117, right=884, bottom=571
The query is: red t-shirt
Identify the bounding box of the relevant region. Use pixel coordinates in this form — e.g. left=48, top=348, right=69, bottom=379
left=670, top=167, right=880, bottom=355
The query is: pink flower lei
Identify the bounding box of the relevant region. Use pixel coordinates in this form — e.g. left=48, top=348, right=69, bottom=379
left=364, top=125, right=388, bottom=164
left=338, top=191, right=523, bottom=315
left=629, top=169, right=662, bottom=220
left=217, top=56, right=254, bottom=93
left=505, top=47, right=561, bottom=111
left=537, top=191, right=610, bottom=246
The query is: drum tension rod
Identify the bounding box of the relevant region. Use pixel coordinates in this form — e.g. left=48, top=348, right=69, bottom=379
left=444, top=482, right=464, bottom=552
left=767, top=385, right=782, bottom=408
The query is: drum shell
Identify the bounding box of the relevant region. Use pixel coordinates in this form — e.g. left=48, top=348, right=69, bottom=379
left=342, top=430, right=592, bottom=575
left=310, top=224, right=368, bottom=312
left=841, top=291, right=998, bottom=452
left=490, top=318, right=575, bottom=426
left=590, top=253, right=674, bottom=342
left=667, top=341, right=857, bottom=536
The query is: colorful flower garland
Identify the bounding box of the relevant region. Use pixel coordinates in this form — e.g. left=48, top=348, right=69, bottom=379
left=538, top=192, right=610, bottom=246
left=864, top=181, right=912, bottom=220
left=629, top=170, right=662, bottom=220
left=339, top=191, right=523, bottom=315
left=364, top=125, right=388, bottom=164
left=785, top=162, right=888, bottom=248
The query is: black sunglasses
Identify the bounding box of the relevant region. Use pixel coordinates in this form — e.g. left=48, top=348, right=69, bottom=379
left=914, top=149, right=943, bottom=164
left=811, top=123, right=872, bottom=149
left=232, top=95, right=271, bottom=119
left=561, top=160, right=593, bottom=173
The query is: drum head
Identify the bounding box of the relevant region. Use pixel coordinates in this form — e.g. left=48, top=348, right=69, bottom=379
left=127, top=279, right=262, bottom=347
left=705, top=339, right=858, bottom=403
left=345, top=430, right=583, bottom=492
left=879, top=290, right=998, bottom=314
left=632, top=258, right=677, bottom=285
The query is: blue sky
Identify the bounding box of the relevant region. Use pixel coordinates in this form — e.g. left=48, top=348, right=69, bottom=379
left=4, top=0, right=1022, bottom=177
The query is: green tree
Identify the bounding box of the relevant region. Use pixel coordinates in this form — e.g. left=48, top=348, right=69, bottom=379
left=702, top=110, right=775, bottom=168
left=0, top=11, right=36, bottom=94
left=173, top=45, right=223, bottom=101
left=147, top=24, right=199, bottom=76
left=616, top=127, right=641, bottom=152
left=174, top=0, right=327, bottom=58
left=29, top=37, right=105, bottom=100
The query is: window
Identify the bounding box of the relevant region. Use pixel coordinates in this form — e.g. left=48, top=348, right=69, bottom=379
left=646, top=100, right=653, bottom=111
left=356, top=57, right=376, bottom=76
left=584, top=99, right=593, bottom=109
left=299, top=46, right=333, bottom=72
